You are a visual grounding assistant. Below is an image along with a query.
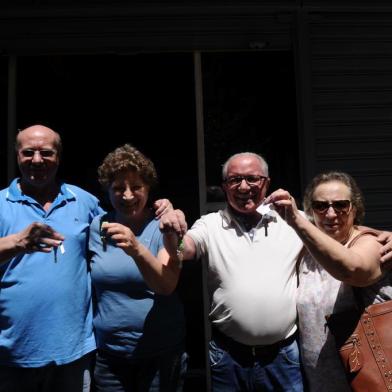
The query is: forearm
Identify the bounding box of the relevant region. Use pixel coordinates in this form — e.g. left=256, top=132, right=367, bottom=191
left=0, top=233, right=25, bottom=264
left=131, top=244, right=182, bottom=295
left=163, top=233, right=196, bottom=261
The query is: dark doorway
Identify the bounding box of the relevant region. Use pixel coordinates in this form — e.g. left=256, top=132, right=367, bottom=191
left=15, top=54, right=200, bottom=224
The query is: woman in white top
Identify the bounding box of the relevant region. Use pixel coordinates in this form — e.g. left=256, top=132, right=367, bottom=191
left=265, top=171, right=392, bottom=391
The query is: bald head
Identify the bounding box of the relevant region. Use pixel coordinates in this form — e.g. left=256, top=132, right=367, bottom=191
left=222, top=152, right=268, bottom=180
left=16, top=124, right=62, bottom=190
left=16, top=125, right=62, bottom=155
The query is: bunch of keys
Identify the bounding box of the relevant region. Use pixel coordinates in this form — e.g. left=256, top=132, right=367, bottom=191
left=176, top=237, right=185, bottom=263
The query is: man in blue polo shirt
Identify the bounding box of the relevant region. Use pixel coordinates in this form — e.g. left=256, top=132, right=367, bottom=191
left=0, top=124, right=102, bottom=392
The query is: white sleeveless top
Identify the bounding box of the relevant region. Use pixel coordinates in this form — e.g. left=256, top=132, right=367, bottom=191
left=297, top=232, right=392, bottom=391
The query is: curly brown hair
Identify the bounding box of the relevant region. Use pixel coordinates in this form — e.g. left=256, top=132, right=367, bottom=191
left=303, top=171, right=365, bottom=225
left=98, top=144, right=158, bottom=190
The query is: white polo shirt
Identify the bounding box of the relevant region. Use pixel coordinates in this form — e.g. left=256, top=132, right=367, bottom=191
left=187, top=208, right=303, bottom=346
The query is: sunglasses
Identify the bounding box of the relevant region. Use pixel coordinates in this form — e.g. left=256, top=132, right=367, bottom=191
left=224, top=175, right=268, bottom=188
left=311, top=200, right=351, bottom=214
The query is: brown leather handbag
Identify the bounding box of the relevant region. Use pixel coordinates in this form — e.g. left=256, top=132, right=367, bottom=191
left=326, top=230, right=392, bottom=391
left=326, top=300, right=392, bottom=391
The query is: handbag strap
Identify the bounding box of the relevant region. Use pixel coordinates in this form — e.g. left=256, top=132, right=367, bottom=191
left=347, top=229, right=379, bottom=308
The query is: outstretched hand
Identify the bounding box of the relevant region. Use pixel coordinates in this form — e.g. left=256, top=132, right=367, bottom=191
left=264, top=189, right=299, bottom=226
left=159, top=209, right=188, bottom=238
left=159, top=210, right=188, bottom=260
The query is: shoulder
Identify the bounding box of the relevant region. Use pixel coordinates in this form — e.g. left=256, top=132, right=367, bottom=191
left=143, top=218, right=163, bottom=246
left=349, top=228, right=380, bottom=248
left=144, top=217, right=161, bottom=234
left=63, top=183, right=102, bottom=211
left=63, top=184, right=98, bottom=201
left=191, top=211, right=221, bottom=228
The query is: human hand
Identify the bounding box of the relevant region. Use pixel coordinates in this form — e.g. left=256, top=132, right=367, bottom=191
left=101, top=222, right=141, bottom=257
left=159, top=209, right=188, bottom=238
left=153, top=199, right=173, bottom=219
left=16, top=222, right=64, bottom=253
left=378, top=231, right=392, bottom=265
left=159, top=210, right=188, bottom=261
left=264, top=189, right=299, bottom=225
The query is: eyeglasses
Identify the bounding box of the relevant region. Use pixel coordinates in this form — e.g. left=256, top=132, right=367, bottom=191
left=20, top=149, right=57, bottom=158
left=311, top=200, right=351, bottom=214
left=224, top=175, right=268, bottom=188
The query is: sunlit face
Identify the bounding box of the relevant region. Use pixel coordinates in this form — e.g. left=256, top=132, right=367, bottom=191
left=311, top=180, right=356, bottom=243
left=222, top=155, right=269, bottom=215
left=17, top=126, right=60, bottom=189
left=108, top=170, right=150, bottom=221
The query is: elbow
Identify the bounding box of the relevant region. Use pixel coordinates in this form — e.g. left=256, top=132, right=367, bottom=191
left=343, top=266, right=381, bottom=287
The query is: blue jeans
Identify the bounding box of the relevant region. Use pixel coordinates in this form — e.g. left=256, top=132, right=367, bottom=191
left=0, top=352, right=93, bottom=392
left=209, top=334, right=304, bottom=392
left=94, top=348, right=187, bottom=392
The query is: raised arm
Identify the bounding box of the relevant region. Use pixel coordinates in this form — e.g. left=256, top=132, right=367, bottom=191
left=159, top=209, right=197, bottom=262
left=265, top=190, right=383, bottom=287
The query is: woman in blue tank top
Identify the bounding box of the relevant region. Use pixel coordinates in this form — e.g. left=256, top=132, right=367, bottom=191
left=89, top=144, right=186, bottom=392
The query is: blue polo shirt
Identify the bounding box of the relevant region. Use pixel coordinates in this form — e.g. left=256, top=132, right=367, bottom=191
left=0, top=179, right=102, bottom=367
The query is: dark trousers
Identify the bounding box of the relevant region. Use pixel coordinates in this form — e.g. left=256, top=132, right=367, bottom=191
left=0, top=352, right=94, bottom=392
left=94, top=348, right=187, bottom=392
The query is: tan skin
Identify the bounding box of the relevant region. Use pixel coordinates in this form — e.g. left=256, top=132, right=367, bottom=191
left=16, top=125, right=61, bottom=210
left=0, top=125, right=64, bottom=264
left=311, top=181, right=358, bottom=243
left=265, top=181, right=383, bottom=287
left=160, top=154, right=270, bottom=261
left=102, top=170, right=181, bottom=295
left=222, top=155, right=270, bottom=222
left=378, top=232, right=392, bottom=264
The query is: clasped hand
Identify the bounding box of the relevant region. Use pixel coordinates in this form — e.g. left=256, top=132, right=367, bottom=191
left=101, top=222, right=140, bottom=257
left=264, top=189, right=299, bottom=225
left=159, top=210, right=188, bottom=238
left=17, top=222, right=64, bottom=253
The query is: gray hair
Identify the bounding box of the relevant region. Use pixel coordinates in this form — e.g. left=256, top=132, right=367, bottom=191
left=222, top=152, right=269, bottom=180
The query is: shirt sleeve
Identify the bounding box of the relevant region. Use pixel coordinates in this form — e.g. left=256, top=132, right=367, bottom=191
left=187, top=216, right=209, bottom=259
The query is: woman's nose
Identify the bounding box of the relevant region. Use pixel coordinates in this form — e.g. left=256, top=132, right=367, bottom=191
left=122, top=188, right=134, bottom=200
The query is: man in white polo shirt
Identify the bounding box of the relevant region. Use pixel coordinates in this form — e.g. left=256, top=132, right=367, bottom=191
left=160, top=152, right=304, bottom=392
